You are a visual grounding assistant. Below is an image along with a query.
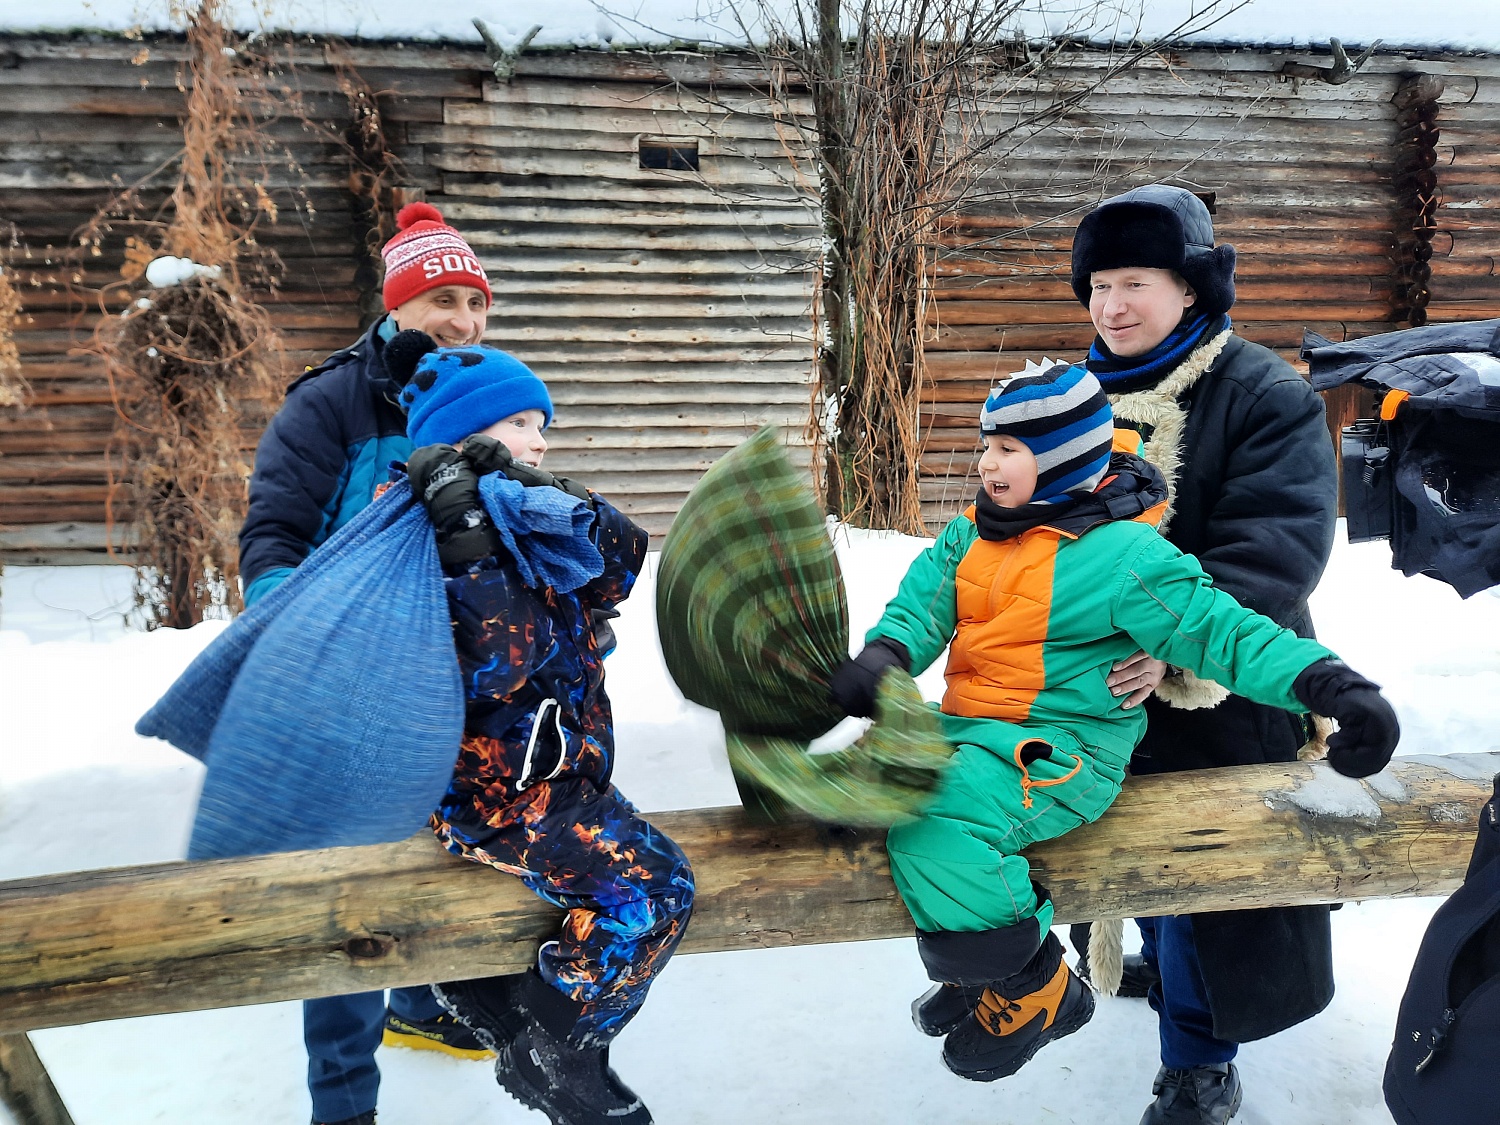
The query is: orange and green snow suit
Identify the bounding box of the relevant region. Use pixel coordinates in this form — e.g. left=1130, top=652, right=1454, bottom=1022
left=875, top=455, right=1333, bottom=955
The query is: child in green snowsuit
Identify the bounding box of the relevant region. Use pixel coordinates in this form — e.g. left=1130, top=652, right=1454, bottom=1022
left=828, top=362, right=1400, bottom=1085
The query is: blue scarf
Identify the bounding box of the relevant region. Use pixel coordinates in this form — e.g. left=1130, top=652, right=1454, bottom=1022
left=478, top=473, right=604, bottom=592
left=1086, top=312, right=1230, bottom=393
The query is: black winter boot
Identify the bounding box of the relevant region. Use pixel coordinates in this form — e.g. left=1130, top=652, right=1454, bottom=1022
left=942, top=955, right=1094, bottom=1081
left=430, top=973, right=527, bottom=1052
left=1138, top=1062, right=1243, bottom=1124
left=1116, top=953, right=1162, bottom=999
left=911, top=982, right=985, bottom=1037
left=496, top=1020, right=651, bottom=1125
left=312, top=1115, right=375, bottom=1125
left=491, top=969, right=652, bottom=1125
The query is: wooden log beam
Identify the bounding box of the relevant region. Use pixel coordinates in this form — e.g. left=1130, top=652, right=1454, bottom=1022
left=0, top=1034, right=76, bottom=1125
left=1, top=755, right=1495, bottom=1036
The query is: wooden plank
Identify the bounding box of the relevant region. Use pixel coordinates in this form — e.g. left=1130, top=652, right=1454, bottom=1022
left=442, top=200, right=819, bottom=229
left=0, top=1034, right=76, bottom=1125
left=443, top=172, right=808, bottom=206
left=473, top=247, right=816, bottom=277
left=0, top=522, right=134, bottom=552
left=0, top=755, right=1493, bottom=1035
left=445, top=98, right=810, bottom=142
left=426, top=148, right=811, bottom=190
left=477, top=77, right=812, bottom=117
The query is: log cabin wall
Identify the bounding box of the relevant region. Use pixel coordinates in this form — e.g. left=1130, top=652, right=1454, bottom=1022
left=3, top=38, right=1499, bottom=557
left=920, top=48, right=1500, bottom=529
left=0, top=37, right=818, bottom=562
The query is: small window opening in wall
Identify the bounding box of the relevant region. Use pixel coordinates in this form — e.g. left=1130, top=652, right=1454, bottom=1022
left=1191, top=190, right=1217, bottom=214
left=639, top=137, right=700, bottom=171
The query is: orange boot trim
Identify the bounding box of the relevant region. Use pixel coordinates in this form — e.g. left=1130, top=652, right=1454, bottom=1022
left=973, top=959, right=1074, bottom=1038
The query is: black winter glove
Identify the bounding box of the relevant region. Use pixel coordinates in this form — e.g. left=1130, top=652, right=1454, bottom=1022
left=461, top=433, right=593, bottom=506
left=1292, top=657, right=1401, bottom=778
left=405, top=443, right=502, bottom=570
left=829, top=638, right=911, bottom=719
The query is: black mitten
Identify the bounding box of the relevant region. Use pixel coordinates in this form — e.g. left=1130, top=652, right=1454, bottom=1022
left=405, top=443, right=502, bottom=569
left=461, top=433, right=593, bottom=505
left=829, top=638, right=911, bottom=719
left=384, top=329, right=439, bottom=388
left=1292, top=657, right=1401, bottom=778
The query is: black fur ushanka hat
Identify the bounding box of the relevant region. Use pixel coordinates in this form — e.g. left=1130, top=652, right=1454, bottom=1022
left=1070, top=185, right=1237, bottom=318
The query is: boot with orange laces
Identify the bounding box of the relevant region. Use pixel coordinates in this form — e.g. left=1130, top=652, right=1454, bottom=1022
left=941, top=931, right=1095, bottom=1082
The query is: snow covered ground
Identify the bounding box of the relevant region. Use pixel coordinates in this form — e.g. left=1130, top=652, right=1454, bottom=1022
left=1, top=524, right=1496, bottom=1124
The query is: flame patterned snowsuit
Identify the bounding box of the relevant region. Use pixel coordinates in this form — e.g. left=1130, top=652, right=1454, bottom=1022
left=431, top=496, right=695, bottom=1047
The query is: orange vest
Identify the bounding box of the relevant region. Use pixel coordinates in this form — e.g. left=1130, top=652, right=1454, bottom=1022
left=942, top=519, right=1063, bottom=722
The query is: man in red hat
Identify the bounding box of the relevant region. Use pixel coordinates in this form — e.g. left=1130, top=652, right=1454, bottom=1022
left=238, top=203, right=497, bottom=1125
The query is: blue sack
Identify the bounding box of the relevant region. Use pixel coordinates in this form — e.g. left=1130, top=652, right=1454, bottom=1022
left=137, top=481, right=465, bottom=859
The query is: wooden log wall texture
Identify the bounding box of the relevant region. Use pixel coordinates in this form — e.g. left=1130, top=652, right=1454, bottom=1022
left=0, top=753, right=1495, bottom=1036
left=5, top=39, right=1500, bottom=552
left=1425, top=67, right=1500, bottom=325
left=438, top=66, right=819, bottom=537
left=918, top=48, right=1500, bottom=529
left=0, top=37, right=818, bottom=560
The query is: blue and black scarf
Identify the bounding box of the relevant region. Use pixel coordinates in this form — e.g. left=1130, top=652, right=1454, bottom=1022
left=1086, top=312, right=1231, bottom=394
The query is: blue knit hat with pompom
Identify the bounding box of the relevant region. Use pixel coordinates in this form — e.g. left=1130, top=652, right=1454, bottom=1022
left=400, top=346, right=553, bottom=447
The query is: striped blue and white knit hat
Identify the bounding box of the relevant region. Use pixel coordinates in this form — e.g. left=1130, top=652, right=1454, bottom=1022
left=980, top=363, right=1114, bottom=504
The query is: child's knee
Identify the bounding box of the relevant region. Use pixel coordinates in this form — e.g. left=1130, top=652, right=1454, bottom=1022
left=888, top=812, right=979, bottom=871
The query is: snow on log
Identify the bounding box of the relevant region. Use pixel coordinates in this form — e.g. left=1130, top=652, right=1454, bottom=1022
left=0, top=754, right=1496, bottom=1035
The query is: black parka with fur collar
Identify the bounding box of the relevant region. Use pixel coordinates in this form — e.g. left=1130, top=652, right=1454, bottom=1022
left=1111, top=329, right=1340, bottom=1043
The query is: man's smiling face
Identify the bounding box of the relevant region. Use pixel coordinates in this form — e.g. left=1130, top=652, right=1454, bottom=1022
left=1088, top=267, right=1196, bottom=357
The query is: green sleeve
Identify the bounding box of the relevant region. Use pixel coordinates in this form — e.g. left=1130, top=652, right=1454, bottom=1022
left=865, top=516, right=974, bottom=676
left=1110, top=530, right=1335, bottom=711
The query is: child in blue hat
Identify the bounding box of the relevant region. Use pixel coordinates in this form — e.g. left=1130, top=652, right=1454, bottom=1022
left=387, top=332, right=693, bottom=1125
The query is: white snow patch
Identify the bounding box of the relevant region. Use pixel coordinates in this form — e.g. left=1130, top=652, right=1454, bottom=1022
left=145, top=255, right=222, bottom=288
left=1363, top=770, right=1410, bottom=803
left=1266, top=767, right=1385, bottom=823
left=1402, top=753, right=1500, bottom=781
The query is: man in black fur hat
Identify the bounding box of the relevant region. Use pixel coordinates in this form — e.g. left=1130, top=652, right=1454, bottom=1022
left=1069, top=185, right=1341, bottom=1125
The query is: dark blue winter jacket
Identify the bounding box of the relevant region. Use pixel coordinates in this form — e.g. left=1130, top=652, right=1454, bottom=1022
left=239, top=317, right=413, bottom=605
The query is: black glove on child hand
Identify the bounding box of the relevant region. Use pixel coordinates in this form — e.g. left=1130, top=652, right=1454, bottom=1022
left=829, top=638, right=911, bottom=719
left=1293, top=657, right=1401, bottom=778
left=405, top=443, right=502, bottom=569
left=461, top=433, right=592, bottom=505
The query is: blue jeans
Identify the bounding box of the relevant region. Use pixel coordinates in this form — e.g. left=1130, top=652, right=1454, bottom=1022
left=1138, top=916, right=1239, bottom=1070
left=304, top=986, right=443, bottom=1123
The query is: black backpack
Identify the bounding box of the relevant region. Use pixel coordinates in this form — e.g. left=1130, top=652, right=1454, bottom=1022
left=1384, top=773, right=1500, bottom=1124
left=1303, top=321, right=1500, bottom=598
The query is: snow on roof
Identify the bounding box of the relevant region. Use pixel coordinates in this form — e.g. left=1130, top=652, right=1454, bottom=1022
left=1, top=0, right=1497, bottom=54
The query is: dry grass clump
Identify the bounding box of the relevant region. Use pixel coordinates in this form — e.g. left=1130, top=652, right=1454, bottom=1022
left=0, top=268, right=26, bottom=410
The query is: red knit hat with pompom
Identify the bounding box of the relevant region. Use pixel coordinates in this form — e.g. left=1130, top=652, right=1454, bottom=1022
left=380, top=202, right=491, bottom=312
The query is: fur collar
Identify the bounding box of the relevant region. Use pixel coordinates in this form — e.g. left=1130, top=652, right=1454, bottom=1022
left=1108, top=328, right=1236, bottom=714
left=1107, top=327, right=1233, bottom=535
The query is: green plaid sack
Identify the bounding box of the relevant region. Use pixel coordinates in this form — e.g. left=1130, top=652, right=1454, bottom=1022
left=656, top=426, right=952, bottom=825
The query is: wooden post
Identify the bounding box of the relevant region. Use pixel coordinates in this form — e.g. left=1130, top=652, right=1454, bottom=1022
left=0, top=754, right=1494, bottom=1036
left=0, top=1034, right=76, bottom=1125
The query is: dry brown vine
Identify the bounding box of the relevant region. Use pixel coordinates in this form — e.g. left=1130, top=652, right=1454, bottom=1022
left=87, top=0, right=284, bottom=628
